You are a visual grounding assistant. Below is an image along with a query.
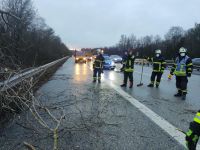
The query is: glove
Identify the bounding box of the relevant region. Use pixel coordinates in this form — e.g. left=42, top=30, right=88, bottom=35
left=168, top=74, right=173, bottom=80
left=101, top=69, right=104, bottom=74
left=186, top=129, right=199, bottom=150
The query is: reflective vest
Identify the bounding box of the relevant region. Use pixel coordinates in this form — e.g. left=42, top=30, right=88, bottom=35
left=174, top=56, right=189, bottom=76
left=93, top=55, right=104, bottom=69
left=125, top=59, right=134, bottom=72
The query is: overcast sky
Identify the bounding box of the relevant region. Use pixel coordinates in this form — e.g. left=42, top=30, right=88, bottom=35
left=33, top=0, right=200, bottom=49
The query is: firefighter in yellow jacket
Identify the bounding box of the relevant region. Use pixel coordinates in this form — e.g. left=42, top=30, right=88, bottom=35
left=185, top=110, right=200, bottom=150
left=93, top=49, right=104, bottom=83
left=147, top=49, right=166, bottom=88
left=120, top=51, right=136, bottom=88
left=169, top=47, right=193, bottom=100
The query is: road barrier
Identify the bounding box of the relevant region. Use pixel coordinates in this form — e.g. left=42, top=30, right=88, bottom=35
left=0, top=56, right=69, bottom=92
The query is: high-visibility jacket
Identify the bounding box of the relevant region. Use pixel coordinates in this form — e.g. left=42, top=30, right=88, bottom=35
left=188, top=110, right=200, bottom=136
left=147, top=56, right=166, bottom=73
left=170, top=56, right=193, bottom=76
left=194, top=111, right=200, bottom=125
left=124, top=55, right=135, bottom=72
left=93, top=54, right=104, bottom=69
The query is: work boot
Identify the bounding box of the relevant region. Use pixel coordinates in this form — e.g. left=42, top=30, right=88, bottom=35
left=174, top=92, right=182, bottom=97
left=98, top=80, right=101, bottom=83
left=156, top=85, right=159, bottom=88
left=120, top=84, right=126, bottom=87
left=129, top=82, right=133, bottom=88
left=182, top=95, right=186, bottom=100
left=147, top=83, right=154, bottom=87
left=93, top=80, right=96, bottom=83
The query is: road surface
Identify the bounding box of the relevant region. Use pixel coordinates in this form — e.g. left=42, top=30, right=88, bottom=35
left=1, top=57, right=200, bottom=150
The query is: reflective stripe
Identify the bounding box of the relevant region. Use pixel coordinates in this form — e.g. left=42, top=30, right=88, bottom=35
left=194, top=113, right=200, bottom=124
left=125, top=68, right=134, bottom=72
left=193, top=135, right=199, bottom=142
left=187, top=63, right=193, bottom=66
left=182, top=90, right=187, bottom=92
left=95, top=60, right=103, bottom=62
left=156, top=82, right=160, bottom=85
left=153, top=62, right=162, bottom=72
left=129, top=60, right=131, bottom=66
left=153, top=70, right=163, bottom=72
left=186, top=129, right=193, bottom=136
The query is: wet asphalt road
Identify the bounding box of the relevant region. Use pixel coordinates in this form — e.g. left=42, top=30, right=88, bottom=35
left=1, top=57, right=200, bottom=150
left=102, top=61, right=200, bottom=132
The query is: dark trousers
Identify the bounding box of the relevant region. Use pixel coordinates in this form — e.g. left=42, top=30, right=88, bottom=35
left=176, top=76, right=188, bottom=95
left=150, top=71, right=163, bottom=86
left=124, top=71, right=133, bottom=85
left=93, top=68, right=101, bottom=81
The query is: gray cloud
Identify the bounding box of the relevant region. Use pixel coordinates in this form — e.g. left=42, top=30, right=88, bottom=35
left=34, top=0, right=200, bottom=48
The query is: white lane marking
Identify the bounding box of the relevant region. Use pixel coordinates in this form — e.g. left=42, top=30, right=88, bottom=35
left=87, top=64, right=200, bottom=149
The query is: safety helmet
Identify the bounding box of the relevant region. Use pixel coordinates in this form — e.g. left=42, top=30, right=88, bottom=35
left=97, top=49, right=101, bottom=54
left=179, top=47, right=187, bottom=53
left=155, top=49, right=161, bottom=54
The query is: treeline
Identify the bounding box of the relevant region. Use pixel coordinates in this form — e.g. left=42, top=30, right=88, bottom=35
left=104, top=24, right=200, bottom=59
left=0, top=0, right=71, bottom=70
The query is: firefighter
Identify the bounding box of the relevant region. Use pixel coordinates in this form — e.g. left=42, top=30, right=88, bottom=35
left=185, top=110, right=200, bottom=150
left=147, top=49, right=166, bottom=88
left=169, top=47, right=193, bottom=100
left=120, top=50, right=135, bottom=88
left=93, top=49, right=104, bottom=83
left=121, top=51, right=128, bottom=83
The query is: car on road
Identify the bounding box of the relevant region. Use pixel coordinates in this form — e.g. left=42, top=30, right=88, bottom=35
left=103, top=55, right=115, bottom=70
left=192, top=58, right=200, bottom=71
left=86, top=56, right=93, bottom=61
left=75, top=51, right=86, bottom=63
left=110, top=55, right=123, bottom=63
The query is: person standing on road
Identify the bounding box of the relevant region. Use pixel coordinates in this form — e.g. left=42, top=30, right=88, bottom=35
left=93, top=49, right=104, bottom=83
left=185, top=110, right=200, bottom=150
left=120, top=50, right=135, bottom=88
left=169, top=47, right=193, bottom=100
left=147, top=49, right=166, bottom=88
left=121, top=51, right=128, bottom=83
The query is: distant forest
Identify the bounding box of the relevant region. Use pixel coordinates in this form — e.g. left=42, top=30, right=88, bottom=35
left=103, top=24, right=200, bottom=59
left=0, top=0, right=71, bottom=71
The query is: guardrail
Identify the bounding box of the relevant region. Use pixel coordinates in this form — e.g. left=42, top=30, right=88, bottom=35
left=0, top=56, right=69, bottom=92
